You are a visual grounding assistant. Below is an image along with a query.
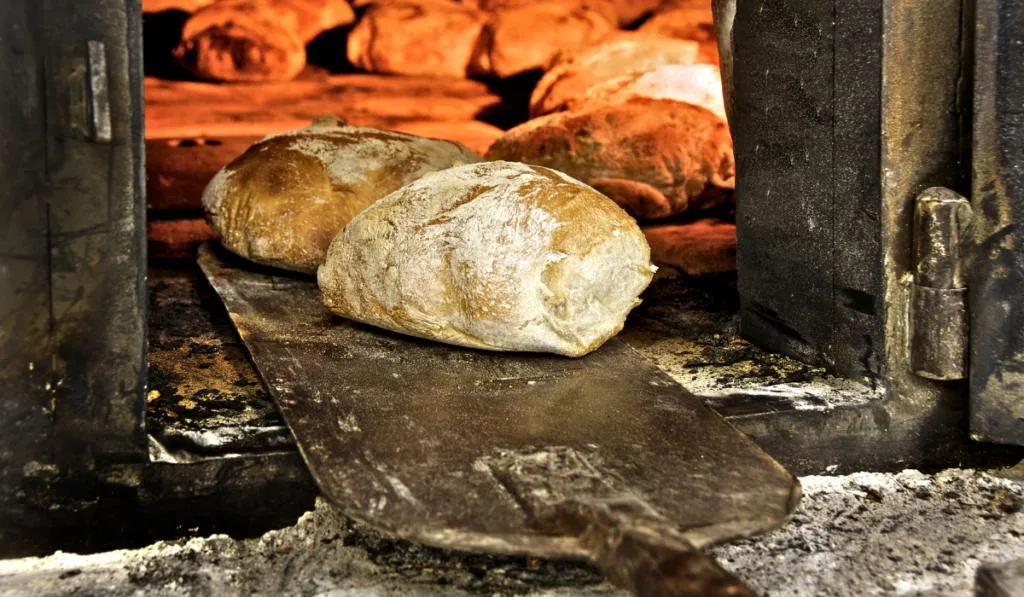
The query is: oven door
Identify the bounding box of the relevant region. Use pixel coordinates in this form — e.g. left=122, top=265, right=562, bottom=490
left=0, top=0, right=147, bottom=483
left=730, top=0, right=1024, bottom=450
left=969, top=0, right=1024, bottom=446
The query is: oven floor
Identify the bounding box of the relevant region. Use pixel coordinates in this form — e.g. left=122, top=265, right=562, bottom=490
left=145, top=263, right=874, bottom=463
left=2, top=466, right=1020, bottom=596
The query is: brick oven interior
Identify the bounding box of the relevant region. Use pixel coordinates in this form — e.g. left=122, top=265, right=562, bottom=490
left=2, top=0, right=1024, bottom=595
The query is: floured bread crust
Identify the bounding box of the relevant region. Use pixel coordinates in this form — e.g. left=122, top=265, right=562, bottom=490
left=317, top=161, right=656, bottom=357
left=486, top=98, right=735, bottom=220
left=202, top=116, right=480, bottom=274
left=528, top=33, right=700, bottom=117
left=583, top=63, right=727, bottom=122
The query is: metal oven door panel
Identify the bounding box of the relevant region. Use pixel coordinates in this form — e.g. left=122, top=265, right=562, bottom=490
left=0, top=0, right=147, bottom=486
left=970, top=0, right=1024, bottom=446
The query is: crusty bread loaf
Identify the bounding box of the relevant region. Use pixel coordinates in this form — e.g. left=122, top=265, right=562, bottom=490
left=203, top=116, right=479, bottom=274
left=174, top=0, right=355, bottom=82
left=642, top=219, right=736, bottom=276
left=605, top=0, right=664, bottom=25
left=528, top=33, right=700, bottom=117
left=469, top=3, right=616, bottom=78
left=638, top=3, right=719, bottom=63
left=347, top=1, right=487, bottom=77
left=486, top=97, right=734, bottom=220
left=582, top=63, right=727, bottom=122
left=318, top=161, right=656, bottom=357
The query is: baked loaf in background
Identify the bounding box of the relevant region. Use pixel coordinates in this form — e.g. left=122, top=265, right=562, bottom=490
left=582, top=63, right=727, bottom=121
left=486, top=97, right=734, bottom=220
left=174, top=0, right=355, bottom=82
left=347, top=1, right=487, bottom=77
left=528, top=33, right=700, bottom=117
left=469, top=3, right=616, bottom=79
left=318, top=161, right=656, bottom=357
left=143, top=0, right=215, bottom=12
left=638, top=2, right=719, bottom=63
left=202, top=115, right=480, bottom=273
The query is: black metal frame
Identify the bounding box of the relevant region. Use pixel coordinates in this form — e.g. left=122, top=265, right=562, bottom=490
left=0, top=0, right=316, bottom=558
left=731, top=0, right=1023, bottom=468
left=969, top=0, right=1024, bottom=444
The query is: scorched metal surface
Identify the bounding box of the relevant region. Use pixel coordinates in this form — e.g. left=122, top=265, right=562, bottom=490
left=197, top=245, right=800, bottom=596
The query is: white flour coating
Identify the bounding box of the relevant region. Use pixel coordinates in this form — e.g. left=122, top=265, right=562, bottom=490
left=318, top=161, right=656, bottom=357
left=200, top=166, right=234, bottom=219
left=530, top=33, right=701, bottom=115
left=572, top=36, right=700, bottom=71
left=586, top=64, right=728, bottom=122
left=284, top=128, right=478, bottom=188
left=263, top=118, right=480, bottom=188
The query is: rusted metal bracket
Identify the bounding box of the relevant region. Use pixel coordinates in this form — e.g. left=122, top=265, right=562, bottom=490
left=910, top=187, right=972, bottom=380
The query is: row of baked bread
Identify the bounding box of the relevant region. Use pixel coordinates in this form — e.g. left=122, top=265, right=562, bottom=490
left=203, top=116, right=656, bottom=357
left=475, top=17, right=733, bottom=221
left=149, top=0, right=716, bottom=82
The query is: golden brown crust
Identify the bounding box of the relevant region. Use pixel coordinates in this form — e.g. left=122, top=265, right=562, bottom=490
left=469, top=3, right=616, bottom=78
left=485, top=97, right=735, bottom=220
left=528, top=32, right=700, bottom=118
left=347, top=1, right=487, bottom=77
left=203, top=118, right=479, bottom=273
left=642, top=219, right=736, bottom=275
left=174, top=0, right=355, bottom=82
left=637, top=3, right=719, bottom=63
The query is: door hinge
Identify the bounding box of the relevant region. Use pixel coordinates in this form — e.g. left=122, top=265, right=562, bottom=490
left=909, top=187, right=972, bottom=380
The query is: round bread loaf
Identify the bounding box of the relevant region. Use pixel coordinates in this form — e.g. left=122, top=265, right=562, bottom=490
left=468, top=3, right=616, bottom=79
left=528, top=33, right=700, bottom=117
left=174, top=0, right=355, bottom=82
left=637, top=2, right=719, bottom=63
left=347, top=2, right=487, bottom=77
left=318, top=161, right=656, bottom=357
left=202, top=116, right=480, bottom=274
left=486, top=98, right=734, bottom=220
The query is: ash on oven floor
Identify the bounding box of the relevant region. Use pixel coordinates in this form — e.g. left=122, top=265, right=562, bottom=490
left=1, top=466, right=1020, bottom=596
left=144, top=263, right=871, bottom=464
left=147, top=265, right=296, bottom=461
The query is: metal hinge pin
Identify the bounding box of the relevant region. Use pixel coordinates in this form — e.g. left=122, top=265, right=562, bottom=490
left=909, top=187, right=972, bottom=380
